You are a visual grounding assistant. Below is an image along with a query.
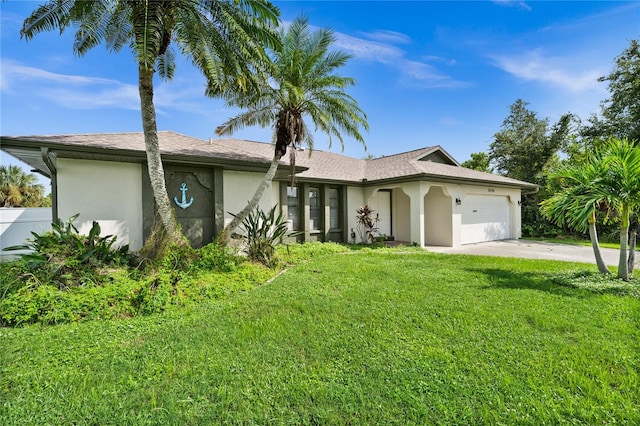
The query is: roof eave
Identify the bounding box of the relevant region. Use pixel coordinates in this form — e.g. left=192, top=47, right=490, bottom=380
left=0, top=137, right=309, bottom=174
left=364, top=173, right=537, bottom=190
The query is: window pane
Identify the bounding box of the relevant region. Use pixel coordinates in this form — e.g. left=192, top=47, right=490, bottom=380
left=287, top=186, right=299, bottom=231
left=309, top=187, right=320, bottom=230
left=329, top=188, right=340, bottom=229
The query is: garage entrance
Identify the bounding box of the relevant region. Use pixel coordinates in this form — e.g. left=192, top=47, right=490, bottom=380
left=461, top=195, right=511, bottom=244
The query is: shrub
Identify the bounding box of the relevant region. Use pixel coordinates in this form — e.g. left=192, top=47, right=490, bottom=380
left=355, top=205, right=379, bottom=243
left=194, top=243, right=239, bottom=273
left=0, top=240, right=270, bottom=326
left=3, top=214, right=138, bottom=290
left=233, top=205, right=292, bottom=267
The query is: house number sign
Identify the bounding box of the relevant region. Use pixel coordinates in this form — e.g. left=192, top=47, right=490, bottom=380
left=174, top=182, right=194, bottom=209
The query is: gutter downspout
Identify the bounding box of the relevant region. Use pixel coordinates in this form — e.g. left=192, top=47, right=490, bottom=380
left=41, top=148, right=58, bottom=223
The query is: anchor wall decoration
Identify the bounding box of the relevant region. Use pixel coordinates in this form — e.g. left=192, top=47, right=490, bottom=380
left=174, top=182, right=194, bottom=209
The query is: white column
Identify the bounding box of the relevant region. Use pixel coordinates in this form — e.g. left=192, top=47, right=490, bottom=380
left=406, top=182, right=427, bottom=247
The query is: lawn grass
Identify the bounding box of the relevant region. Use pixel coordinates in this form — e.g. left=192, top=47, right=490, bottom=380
left=1, top=249, right=639, bottom=424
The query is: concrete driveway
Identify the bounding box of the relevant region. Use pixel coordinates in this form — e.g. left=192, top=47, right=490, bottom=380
left=427, top=239, right=638, bottom=268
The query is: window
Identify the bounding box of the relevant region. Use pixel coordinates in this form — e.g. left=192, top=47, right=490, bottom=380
left=287, top=186, right=299, bottom=231
left=329, top=188, right=340, bottom=229
left=309, top=187, right=320, bottom=230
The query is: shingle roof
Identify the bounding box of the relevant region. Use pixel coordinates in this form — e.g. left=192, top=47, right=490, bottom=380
left=3, top=131, right=274, bottom=164
left=1, top=130, right=536, bottom=189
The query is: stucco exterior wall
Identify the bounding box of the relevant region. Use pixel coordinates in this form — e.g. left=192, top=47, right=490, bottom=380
left=392, top=188, right=411, bottom=243
left=346, top=186, right=365, bottom=242
left=424, top=186, right=452, bottom=246
left=57, top=158, right=143, bottom=250
left=356, top=181, right=522, bottom=247
left=222, top=171, right=278, bottom=227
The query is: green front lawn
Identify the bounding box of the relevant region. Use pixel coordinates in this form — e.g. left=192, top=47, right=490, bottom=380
left=1, top=248, right=638, bottom=424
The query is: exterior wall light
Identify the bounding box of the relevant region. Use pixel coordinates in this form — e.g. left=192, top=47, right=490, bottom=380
left=517, top=200, right=522, bottom=206
left=455, top=198, right=462, bottom=205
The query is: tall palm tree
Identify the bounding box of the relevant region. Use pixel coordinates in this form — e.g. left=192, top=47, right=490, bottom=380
left=21, top=0, right=279, bottom=255
left=215, top=16, right=369, bottom=243
left=541, top=156, right=612, bottom=274
left=0, top=165, right=48, bottom=207
left=600, top=138, right=640, bottom=280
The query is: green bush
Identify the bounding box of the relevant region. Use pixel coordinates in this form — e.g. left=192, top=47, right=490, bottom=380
left=194, top=242, right=239, bottom=273
left=0, top=269, right=142, bottom=325
left=3, top=214, right=138, bottom=290
left=0, top=239, right=273, bottom=326
left=233, top=205, right=292, bottom=267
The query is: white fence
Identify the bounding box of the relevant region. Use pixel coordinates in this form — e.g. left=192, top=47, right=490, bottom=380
left=0, top=208, right=52, bottom=260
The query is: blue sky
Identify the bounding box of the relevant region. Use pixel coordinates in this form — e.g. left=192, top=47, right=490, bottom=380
left=1, top=1, right=639, bottom=188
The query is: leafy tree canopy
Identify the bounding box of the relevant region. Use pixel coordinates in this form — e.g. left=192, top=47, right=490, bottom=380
left=489, top=99, right=572, bottom=184
left=0, top=165, right=50, bottom=208
left=583, top=39, right=640, bottom=143
left=489, top=99, right=573, bottom=236
left=461, top=152, right=492, bottom=173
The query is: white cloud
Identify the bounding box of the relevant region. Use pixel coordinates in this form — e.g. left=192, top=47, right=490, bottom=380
left=359, top=30, right=411, bottom=45
left=399, top=60, right=468, bottom=89
left=334, top=32, right=467, bottom=89
left=1, top=60, right=139, bottom=108
left=491, top=48, right=604, bottom=93
left=492, top=0, right=531, bottom=12
left=424, top=55, right=457, bottom=66
left=1, top=59, right=211, bottom=114
left=334, top=32, right=404, bottom=64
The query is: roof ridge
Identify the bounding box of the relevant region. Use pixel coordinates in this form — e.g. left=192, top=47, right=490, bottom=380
left=369, top=145, right=435, bottom=161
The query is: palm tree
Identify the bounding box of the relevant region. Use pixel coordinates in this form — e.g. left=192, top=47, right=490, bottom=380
left=215, top=16, right=369, bottom=243
left=543, top=138, right=640, bottom=280
left=541, top=156, right=612, bottom=274
left=21, top=0, right=279, bottom=256
left=600, top=138, right=640, bottom=280
left=0, top=165, right=48, bottom=207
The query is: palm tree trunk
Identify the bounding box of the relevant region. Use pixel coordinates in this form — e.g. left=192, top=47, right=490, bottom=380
left=138, top=65, right=185, bottom=253
left=628, top=228, right=636, bottom=275
left=617, top=204, right=630, bottom=281
left=588, top=216, right=610, bottom=274
left=218, top=152, right=282, bottom=245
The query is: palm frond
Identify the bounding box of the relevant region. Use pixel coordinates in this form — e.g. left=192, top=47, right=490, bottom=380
left=21, top=0, right=77, bottom=40
left=216, top=15, right=368, bottom=155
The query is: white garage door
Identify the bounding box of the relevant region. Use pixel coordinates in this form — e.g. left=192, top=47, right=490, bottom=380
left=461, top=195, right=511, bottom=245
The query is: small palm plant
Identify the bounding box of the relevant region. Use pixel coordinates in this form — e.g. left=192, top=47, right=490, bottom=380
left=355, top=205, right=379, bottom=244
left=233, top=205, right=291, bottom=267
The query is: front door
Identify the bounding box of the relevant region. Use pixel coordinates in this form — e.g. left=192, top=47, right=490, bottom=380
left=143, top=166, right=215, bottom=248
left=376, top=190, right=392, bottom=237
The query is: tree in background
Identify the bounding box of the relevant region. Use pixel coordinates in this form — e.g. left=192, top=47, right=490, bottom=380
left=580, top=39, right=639, bottom=258
left=583, top=39, right=640, bottom=143
left=21, top=0, right=279, bottom=258
left=461, top=152, right=492, bottom=173
left=488, top=99, right=572, bottom=236
left=0, top=165, right=50, bottom=208
left=215, top=16, right=369, bottom=243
